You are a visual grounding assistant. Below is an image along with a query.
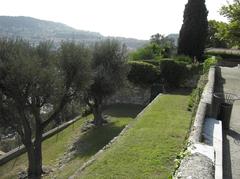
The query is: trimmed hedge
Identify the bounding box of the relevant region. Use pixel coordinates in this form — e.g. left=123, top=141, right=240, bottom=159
left=203, top=56, right=220, bottom=73
left=128, top=61, right=160, bottom=87
left=128, top=58, right=202, bottom=89
left=160, top=60, right=189, bottom=87
left=173, top=55, right=192, bottom=64
left=141, top=59, right=161, bottom=67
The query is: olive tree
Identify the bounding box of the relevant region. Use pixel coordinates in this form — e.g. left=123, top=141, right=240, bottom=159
left=0, top=39, right=91, bottom=178
left=85, top=39, right=128, bottom=126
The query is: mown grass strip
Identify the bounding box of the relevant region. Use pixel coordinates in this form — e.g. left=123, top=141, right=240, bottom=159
left=78, top=94, right=191, bottom=179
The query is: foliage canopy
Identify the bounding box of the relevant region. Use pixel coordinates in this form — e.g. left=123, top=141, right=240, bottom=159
left=0, top=39, right=91, bottom=178
left=178, top=0, right=208, bottom=61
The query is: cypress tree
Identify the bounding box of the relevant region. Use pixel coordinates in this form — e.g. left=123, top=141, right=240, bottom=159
left=178, top=0, right=208, bottom=61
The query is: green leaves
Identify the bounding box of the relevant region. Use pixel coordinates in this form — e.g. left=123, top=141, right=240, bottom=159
left=178, top=0, right=208, bottom=61
left=220, top=0, right=240, bottom=47
left=129, top=34, right=175, bottom=61
left=0, top=39, right=93, bottom=129
left=59, top=42, right=92, bottom=93
left=128, top=61, right=159, bottom=87
left=207, top=20, right=229, bottom=48
left=90, top=39, right=128, bottom=98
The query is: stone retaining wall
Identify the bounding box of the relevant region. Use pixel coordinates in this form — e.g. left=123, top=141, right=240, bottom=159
left=0, top=115, right=81, bottom=166
left=104, top=83, right=151, bottom=106
left=175, top=67, right=221, bottom=179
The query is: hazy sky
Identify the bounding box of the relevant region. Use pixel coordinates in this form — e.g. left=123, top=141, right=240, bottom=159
left=0, top=0, right=230, bottom=40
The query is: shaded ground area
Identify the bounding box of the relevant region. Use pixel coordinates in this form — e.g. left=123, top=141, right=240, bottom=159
left=75, top=94, right=191, bottom=179
left=0, top=104, right=143, bottom=179
left=215, top=67, right=240, bottom=179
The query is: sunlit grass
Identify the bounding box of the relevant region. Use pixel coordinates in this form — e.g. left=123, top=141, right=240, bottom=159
left=78, top=94, right=191, bottom=179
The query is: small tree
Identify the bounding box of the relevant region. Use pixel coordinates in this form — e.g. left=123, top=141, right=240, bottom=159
left=129, top=43, right=163, bottom=61
left=85, top=39, right=128, bottom=126
left=220, top=0, right=240, bottom=47
left=206, top=20, right=229, bottom=48
left=150, top=33, right=165, bottom=45
left=0, top=39, right=91, bottom=178
left=178, top=0, right=208, bottom=61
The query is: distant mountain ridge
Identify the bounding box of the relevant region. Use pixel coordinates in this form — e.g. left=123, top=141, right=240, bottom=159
left=0, top=16, right=148, bottom=49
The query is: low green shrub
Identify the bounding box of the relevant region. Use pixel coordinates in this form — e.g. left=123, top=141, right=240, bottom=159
left=128, top=61, right=160, bottom=87
left=153, top=55, right=163, bottom=61
left=160, top=59, right=189, bottom=88
left=203, top=56, right=220, bottom=73
left=141, top=60, right=161, bottom=67
left=188, top=73, right=208, bottom=112
left=173, top=55, right=192, bottom=64
left=128, top=43, right=164, bottom=61
left=128, top=58, right=201, bottom=89
left=188, top=89, right=199, bottom=111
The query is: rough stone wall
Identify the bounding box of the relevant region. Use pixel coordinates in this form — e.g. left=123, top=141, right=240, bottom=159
left=104, top=83, right=151, bottom=106
left=175, top=153, right=214, bottom=179
left=183, top=74, right=200, bottom=88
left=174, top=67, right=217, bottom=179
left=0, top=116, right=81, bottom=166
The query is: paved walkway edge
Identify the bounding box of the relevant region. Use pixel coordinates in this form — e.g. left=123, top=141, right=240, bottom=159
left=175, top=67, right=221, bottom=179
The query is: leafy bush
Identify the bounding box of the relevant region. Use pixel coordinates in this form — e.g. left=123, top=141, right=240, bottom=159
left=128, top=61, right=160, bottom=87
left=160, top=60, right=189, bottom=87
left=188, top=73, right=208, bottom=112
left=203, top=56, right=220, bottom=73
left=154, top=55, right=163, bottom=61
left=188, top=89, right=199, bottom=111
left=129, top=43, right=164, bottom=61
left=173, top=55, right=192, bottom=64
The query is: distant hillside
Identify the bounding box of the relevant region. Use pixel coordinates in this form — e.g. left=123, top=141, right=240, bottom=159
left=0, top=16, right=148, bottom=50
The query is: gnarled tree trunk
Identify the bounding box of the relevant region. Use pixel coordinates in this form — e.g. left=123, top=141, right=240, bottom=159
left=86, top=95, right=106, bottom=126
left=23, top=113, right=43, bottom=179
left=92, top=102, right=104, bottom=126
left=26, top=142, right=42, bottom=179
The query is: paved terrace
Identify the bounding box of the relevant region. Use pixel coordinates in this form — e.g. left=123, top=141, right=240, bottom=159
left=215, top=67, right=240, bottom=179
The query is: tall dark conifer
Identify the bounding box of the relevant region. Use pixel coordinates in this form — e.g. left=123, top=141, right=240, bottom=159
left=178, top=0, right=208, bottom=61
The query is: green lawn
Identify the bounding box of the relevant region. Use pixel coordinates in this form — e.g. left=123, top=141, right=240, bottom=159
left=77, top=94, right=191, bottom=179
left=0, top=104, right=143, bottom=179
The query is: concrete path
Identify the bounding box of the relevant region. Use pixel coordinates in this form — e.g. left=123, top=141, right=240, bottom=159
left=215, top=67, right=240, bottom=179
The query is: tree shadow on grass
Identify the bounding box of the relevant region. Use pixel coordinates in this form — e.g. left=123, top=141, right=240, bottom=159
left=71, top=122, right=125, bottom=158
left=68, top=104, right=143, bottom=159
left=103, top=104, right=144, bottom=118
left=167, top=88, right=193, bottom=96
